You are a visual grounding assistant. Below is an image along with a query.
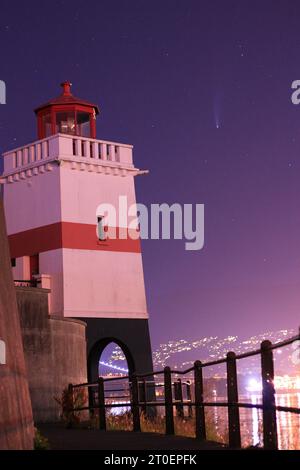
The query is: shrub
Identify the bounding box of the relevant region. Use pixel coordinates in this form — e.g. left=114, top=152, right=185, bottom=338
left=54, top=386, right=86, bottom=428
left=34, top=428, right=50, bottom=450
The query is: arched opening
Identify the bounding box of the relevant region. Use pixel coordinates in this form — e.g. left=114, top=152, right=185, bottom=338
left=99, top=342, right=129, bottom=378
left=88, top=338, right=135, bottom=418
left=88, top=337, right=135, bottom=384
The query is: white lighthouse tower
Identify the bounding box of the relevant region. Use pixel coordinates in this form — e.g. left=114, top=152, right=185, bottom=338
left=2, top=82, right=154, bottom=380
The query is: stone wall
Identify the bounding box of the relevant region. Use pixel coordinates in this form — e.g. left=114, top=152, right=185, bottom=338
left=16, top=287, right=87, bottom=423
left=0, top=199, right=34, bottom=449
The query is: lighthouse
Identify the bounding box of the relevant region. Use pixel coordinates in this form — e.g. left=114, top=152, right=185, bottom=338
left=2, top=82, right=154, bottom=383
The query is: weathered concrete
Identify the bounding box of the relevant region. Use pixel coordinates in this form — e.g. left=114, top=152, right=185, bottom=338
left=16, top=287, right=87, bottom=423
left=0, top=198, right=34, bottom=449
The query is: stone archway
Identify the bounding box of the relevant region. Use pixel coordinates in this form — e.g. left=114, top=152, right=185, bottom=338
left=88, top=336, right=136, bottom=383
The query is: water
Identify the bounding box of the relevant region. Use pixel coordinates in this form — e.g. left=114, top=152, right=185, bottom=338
left=213, top=391, right=300, bottom=449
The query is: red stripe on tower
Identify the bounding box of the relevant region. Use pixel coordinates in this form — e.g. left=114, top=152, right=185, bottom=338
left=8, top=222, right=141, bottom=258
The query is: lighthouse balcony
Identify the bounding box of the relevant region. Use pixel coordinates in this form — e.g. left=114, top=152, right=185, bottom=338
left=2, top=133, right=136, bottom=177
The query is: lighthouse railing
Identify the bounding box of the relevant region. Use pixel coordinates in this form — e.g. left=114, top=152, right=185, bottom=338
left=2, top=133, right=134, bottom=174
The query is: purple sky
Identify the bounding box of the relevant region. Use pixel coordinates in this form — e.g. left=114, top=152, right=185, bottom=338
left=1, top=0, right=300, bottom=347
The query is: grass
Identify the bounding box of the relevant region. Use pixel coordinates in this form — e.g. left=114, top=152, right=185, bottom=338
left=88, top=409, right=229, bottom=445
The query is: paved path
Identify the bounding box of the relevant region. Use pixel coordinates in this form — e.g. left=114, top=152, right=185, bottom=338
left=39, top=424, right=226, bottom=450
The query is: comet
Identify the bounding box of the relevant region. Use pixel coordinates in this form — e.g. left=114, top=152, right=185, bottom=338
left=213, top=92, right=221, bottom=129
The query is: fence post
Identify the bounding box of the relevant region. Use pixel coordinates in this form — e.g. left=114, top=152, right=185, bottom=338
left=174, top=378, right=184, bottom=418
left=131, top=374, right=141, bottom=432
left=261, top=340, right=278, bottom=450
left=226, top=352, right=241, bottom=448
left=194, top=361, right=206, bottom=440
left=139, top=378, right=147, bottom=415
left=98, top=377, right=106, bottom=431
left=88, top=386, right=95, bottom=418
left=164, top=366, right=175, bottom=435
left=68, top=383, right=74, bottom=412
left=186, top=381, right=193, bottom=418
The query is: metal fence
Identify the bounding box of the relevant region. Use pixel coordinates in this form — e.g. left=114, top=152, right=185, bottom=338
left=70, top=332, right=300, bottom=450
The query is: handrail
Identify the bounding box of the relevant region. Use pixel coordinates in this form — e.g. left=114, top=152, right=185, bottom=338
left=71, top=402, right=300, bottom=413
left=70, top=331, right=300, bottom=449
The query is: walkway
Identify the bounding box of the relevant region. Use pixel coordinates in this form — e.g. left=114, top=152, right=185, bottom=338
left=39, top=424, right=227, bottom=450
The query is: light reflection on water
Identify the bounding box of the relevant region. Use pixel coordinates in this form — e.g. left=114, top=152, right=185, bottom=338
left=215, top=392, right=300, bottom=449
left=276, top=392, right=300, bottom=450
left=251, top=394, right=260, bottom=446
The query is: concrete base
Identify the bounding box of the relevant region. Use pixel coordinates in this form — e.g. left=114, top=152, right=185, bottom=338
left=16, top=287, right=87, bottom=423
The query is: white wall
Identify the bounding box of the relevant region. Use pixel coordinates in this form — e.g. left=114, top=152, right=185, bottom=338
left=4, top=166, right=61, bottom=234
left=62, top=249, right=148, bottom=319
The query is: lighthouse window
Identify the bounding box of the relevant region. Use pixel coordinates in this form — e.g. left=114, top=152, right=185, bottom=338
left=42, top=113, right=52, bottom=137
left=56, top=111, right=76, bottom=135
left=77, top=112, right=91, bottom=137
left=97, top=216, right=106, bottom=241
left=30, top=254, right=39, bottom=279
left=11, top=258, right=16, bottom=267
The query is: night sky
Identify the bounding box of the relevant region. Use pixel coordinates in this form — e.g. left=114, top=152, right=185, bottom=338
left=1, top=0, right=300, bottom=347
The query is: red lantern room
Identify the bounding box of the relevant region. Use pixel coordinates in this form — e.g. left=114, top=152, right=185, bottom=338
left=34, top=81, right=100, bottom=139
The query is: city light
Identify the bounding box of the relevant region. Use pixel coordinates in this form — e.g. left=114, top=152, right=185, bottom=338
left=99, top=361, right=128, bottom=373
left=246, top=378, right=262, bottom=393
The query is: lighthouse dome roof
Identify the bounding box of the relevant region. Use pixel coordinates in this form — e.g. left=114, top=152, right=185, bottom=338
left=34, top=81, right=100, bottom=115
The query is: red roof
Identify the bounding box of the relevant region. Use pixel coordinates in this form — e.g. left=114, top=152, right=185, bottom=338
left=34, top=81, right=100, bottom=115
